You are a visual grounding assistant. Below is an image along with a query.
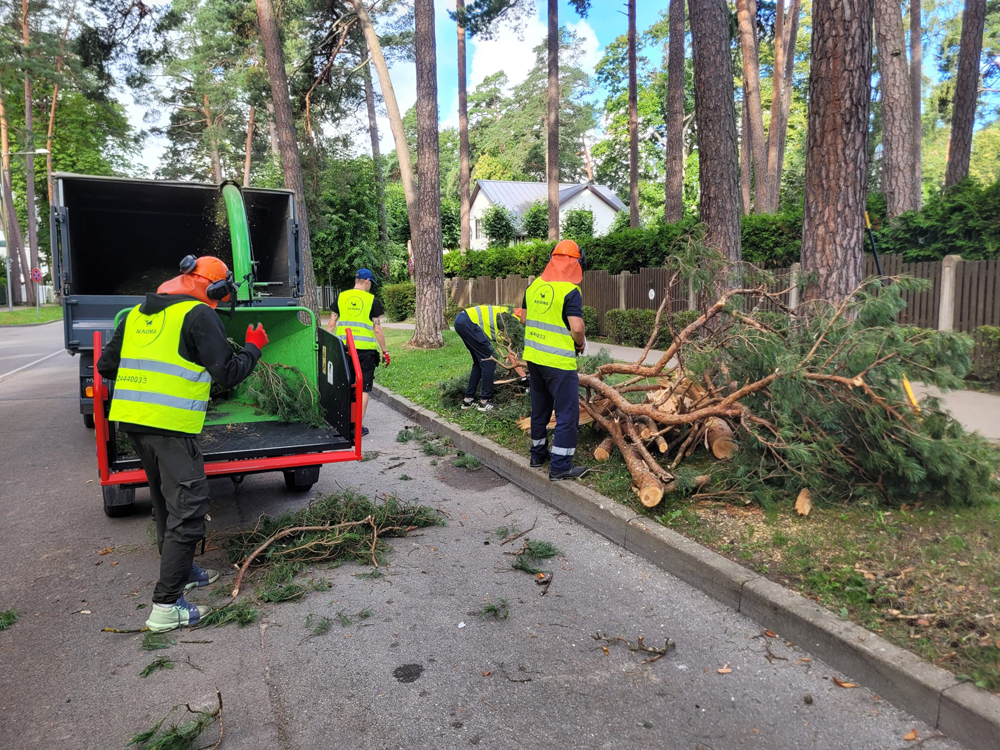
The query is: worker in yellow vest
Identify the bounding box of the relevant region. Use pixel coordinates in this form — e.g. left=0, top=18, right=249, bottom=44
left=97, top=256, right=268, bottom=632
left=518, top=240, right=589, bottom=480
left=453, top=303, right=527, bottom=411
left=327, top=269, right=390, bottom=436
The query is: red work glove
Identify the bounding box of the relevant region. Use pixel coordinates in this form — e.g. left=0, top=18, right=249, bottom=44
left=383, top=351, right=391, bottom=367
left=246, top=323, right=269, bottom=350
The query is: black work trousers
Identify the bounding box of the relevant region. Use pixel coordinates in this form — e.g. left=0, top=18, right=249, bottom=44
left=128, top=432, right=210, bottom=605
left=527, top=362, right=579, bottom=472
left=454, top=310, right=496, bottom=400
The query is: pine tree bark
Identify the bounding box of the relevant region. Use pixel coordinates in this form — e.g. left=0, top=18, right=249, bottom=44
left=547, top=0, right=559, bottom=240
left=254, top=0, right=317, bottom=312
left=944, top=0, right=986, bottom=188
left=267, top=101, right=279, bottom=156
left=411, top=0, right=445, bottom=348
left=46, top=0, right=76, bottom=204
left=741, top=96, right=751, bottom=215
left=763, top=0, right=784, bottom=212
left=801, top=0, right=873, bottom=305
left=627, top=0, right=640, bottom=228
left=457, top=0, right=471, bottom=252
left=1, top=83, right=27, bottom=305
left=354, top=0, right=417, bottom=238
left=735, top=0, right=768, bottom=213
left=874, top=0, right=918, bottom=217
left=663, top=0, right=686, bottom=224
left=689, top=0, right=742, bottom=263
left=21, top=0, right=39, bottom=294
left=243, top=105, right=255, bottom=186
left=362, top=54, right=389, bottom=243
left=773, top=0, right=801, bottom=210
left=909, top=0, right=922, bottom=208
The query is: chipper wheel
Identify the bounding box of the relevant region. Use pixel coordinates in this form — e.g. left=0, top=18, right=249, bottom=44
left=283, top=466, right=320, bottom=493
left=103, top=484, right=136, bottom=517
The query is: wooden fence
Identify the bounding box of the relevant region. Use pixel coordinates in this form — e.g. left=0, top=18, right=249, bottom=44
left=445, top=254, right=1000, bottom=336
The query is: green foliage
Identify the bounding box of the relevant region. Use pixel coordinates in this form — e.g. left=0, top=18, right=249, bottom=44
left=0, top=609, right=18, bottom=631
left=126, top=692, right=221, bottom=750
left=577, top=348, right=614, bottom=375
left=453, top=453, right=484, bottom=470
left=441, top=199, right=461, bottom=250
left=481, top=204, right=518, bottom=248
left=303, top=614, right=333, bottom=639
left=384, top=283, right=417, bottom=322
left=198, top=601, right=259, bottom=628
left=581, top=305, right=599, bottom=336
left=139, top=657, right=174, bottom=678
left=604, top=309, right=699, bottom=349
left=444, top=240, right=554, bottom=278
left=874, top=179, right=1000, bottom=261
left=142, top=632, right=175, bottom=651
left=972, top=326, right=1000, bottom=385
left=561, top=209, right=594, bottom=242
left=579, top=219, right=697, bottom=274
left=511, top=538, right=561, bottom=575
left=522, top=201, right=550, bottom=240
left=739, top=211, right=803, bottom=268
left=477, top=597, right=510, bottom=621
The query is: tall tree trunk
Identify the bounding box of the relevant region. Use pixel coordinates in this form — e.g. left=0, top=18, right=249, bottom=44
left=267, top=101, right=279, bottom=156
left=663, top=0, right=686, bottom=224
left=944, top=0, right=986, bottom=188
left=581, top=134, right=593, bottom=180
left=203, top=95, right=223, bottom=183
left=909, top=0, right=922, bottom=207
left=546, top=0, right=559, bottom=240
left=801, top=0, right=873, bottom=305
left=0, top=93, right=28, bottom=306
left=411, top=0, right=445, bottom=348
left=764, top=0, right=784, bottom=212
left=457, top=0, right=471, bottom=252
left=243, top=105, right=255, bottom=186
left=46, top=0, right=76, bottom=204
left=255, top=0, right=317, bottom=312
left=20, top=0, right=38, bottom=297
left=874, top=0, right=918, bottom=217
left=740, top=96, right=752, bottom=214
left=689, top=0, right=742, bottom=264
left=627, top=0, right=640, bottom=228
left=773, top=0, right=801, bottom=209
left=362, top=54, right=389, bottom=243
left=353, top=0, right=417, bottom=237
left=736, top=0, right=768, bottom=213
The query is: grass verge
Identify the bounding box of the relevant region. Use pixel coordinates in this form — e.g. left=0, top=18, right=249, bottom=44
left=374, top=328, right=1000, bottom=692
left=0, top=305, right=62, bottom=325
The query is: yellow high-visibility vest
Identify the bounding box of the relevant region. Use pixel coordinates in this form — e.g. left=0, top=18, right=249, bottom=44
left=522, top=279, right=579, bottom=371
left=464, top=304, right=510, bottom=341
left=108, top=300, right=212, bottom=434
left=335, top=289, right=378, bottom=350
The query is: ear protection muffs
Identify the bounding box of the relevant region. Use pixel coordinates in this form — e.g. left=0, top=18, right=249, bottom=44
left=549, top=245, right=587, bottom=270
left=179, top=254, right=198, bottom=274
left=179, top=255, right=237, bottom=302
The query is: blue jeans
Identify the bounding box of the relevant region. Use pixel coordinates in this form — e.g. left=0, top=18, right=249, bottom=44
left=454, top=311, right=496, bottom=400
left=527, top=362, right=579, bottom=472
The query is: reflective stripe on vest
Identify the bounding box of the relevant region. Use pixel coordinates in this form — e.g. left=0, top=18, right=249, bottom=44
left=464, top=304, right=508, bottom=341
left=108, top=300, right=212, bottom=434
left=522, top=279, right=579, bottom=371
left=335, top=289, right=379, bottom=350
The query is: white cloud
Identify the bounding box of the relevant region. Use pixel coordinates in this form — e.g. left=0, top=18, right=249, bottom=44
left=468, top=13, right=548, bottom=90
left=568, top=18, right=602, bottom=74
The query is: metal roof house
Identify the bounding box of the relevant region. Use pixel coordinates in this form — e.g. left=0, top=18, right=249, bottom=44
left=469, top=180, right=626, bottom=251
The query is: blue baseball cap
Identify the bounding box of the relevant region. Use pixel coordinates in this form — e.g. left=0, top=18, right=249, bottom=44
left=356, top=268, right=375, bottom=282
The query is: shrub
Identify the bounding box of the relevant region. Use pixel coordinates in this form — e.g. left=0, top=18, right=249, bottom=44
left=522, top=201, right=549, bottom=240
left=383, top=283, right=416, bottom=322
left=562, top=208, right=594, bottom=242
left=443, top=251, right=463, bottom=277
left=739, top=211, right=802, bottom=268
left=604, top=309, right=696, bottom=349
left=581, top=305, right=599, bottom=336
left=971, top=326, right=1000, bottom=386
left=447, top=240, right=553, bottom=279
left=482, top=204, right=518, bottom=248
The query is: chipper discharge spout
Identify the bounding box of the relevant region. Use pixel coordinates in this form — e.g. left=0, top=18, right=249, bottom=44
left=221, top=181, right=255, bottom=303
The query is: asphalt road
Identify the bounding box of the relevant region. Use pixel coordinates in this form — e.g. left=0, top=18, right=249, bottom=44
left=0, top=326, right=960, bottom=750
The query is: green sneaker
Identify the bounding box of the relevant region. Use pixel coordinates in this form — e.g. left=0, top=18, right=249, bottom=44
left=145, top=597, right=211, bottom=633
left=184, top=562, right=220, bottom=591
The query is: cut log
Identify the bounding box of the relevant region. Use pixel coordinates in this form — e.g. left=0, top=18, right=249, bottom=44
left=594, top=436, right=614, bottom=462
left=705, top=417, right=738, bottom=459
left=582, top=403, right=664, bottom=508
left=516, top=411, right=593, bottom=432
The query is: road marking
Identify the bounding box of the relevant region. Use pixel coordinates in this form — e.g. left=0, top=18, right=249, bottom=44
left=0, top=349, right=64, bottom=382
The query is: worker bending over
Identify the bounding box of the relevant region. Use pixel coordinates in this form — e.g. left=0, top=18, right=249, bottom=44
left=454, top=303, right=526, bottom=411
left=98, top=256, right=268, bottom=632
left=518, top=240, right=589, bottom=481
left=327, top=268, right=390, bottom=436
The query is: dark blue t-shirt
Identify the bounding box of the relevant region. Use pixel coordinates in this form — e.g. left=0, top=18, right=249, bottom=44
left=521, top=288, right=583, bottom=329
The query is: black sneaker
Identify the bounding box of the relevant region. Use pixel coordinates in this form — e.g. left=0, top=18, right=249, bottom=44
left=530, top=454, right=549, bottom=468
left=549, top=466, right=590, bottom=481
left=477, top=400, right=496, bottom=412
left=361, top=426, right=370, bottom=436
left=460, top=398, right=475, bottom=410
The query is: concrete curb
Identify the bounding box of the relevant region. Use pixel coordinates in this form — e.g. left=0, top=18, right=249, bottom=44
left=372, top=383, right=1000, bottom=750
left=0, top=319, right=61, bottom=328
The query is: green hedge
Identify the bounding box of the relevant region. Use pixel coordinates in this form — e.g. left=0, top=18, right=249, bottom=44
left=972, top=326, right=1000, bottom=385
left=581, top=305, right=599, bottom=336
left=605, top=309, right=700, bottom=348
left=383, top=283, right=416, bottom=322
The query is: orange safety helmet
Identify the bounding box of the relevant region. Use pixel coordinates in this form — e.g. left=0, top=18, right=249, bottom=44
left=552, top=239, right=582, bottom=259
left=158, top=255, right=235, bottom=308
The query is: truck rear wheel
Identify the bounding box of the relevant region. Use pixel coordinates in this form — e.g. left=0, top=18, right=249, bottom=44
left=284, top=466, right=320, bottom=493
left=103, top=485, right=136, bottom=517
left=83, top=414, right=95, bottom=429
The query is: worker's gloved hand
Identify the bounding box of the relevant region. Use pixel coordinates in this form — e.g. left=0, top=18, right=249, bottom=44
left=519, top=375, right=530, bottom=394
left=383, top=351, right=391, bottom=367
left=246, top=323, right=269, bottom=351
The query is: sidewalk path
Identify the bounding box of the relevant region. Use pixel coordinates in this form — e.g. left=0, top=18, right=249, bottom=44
left=356, top=320, right=1000, bottom=441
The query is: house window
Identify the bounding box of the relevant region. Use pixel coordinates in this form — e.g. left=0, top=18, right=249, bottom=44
left=475, top=219, right=481, bottom=240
